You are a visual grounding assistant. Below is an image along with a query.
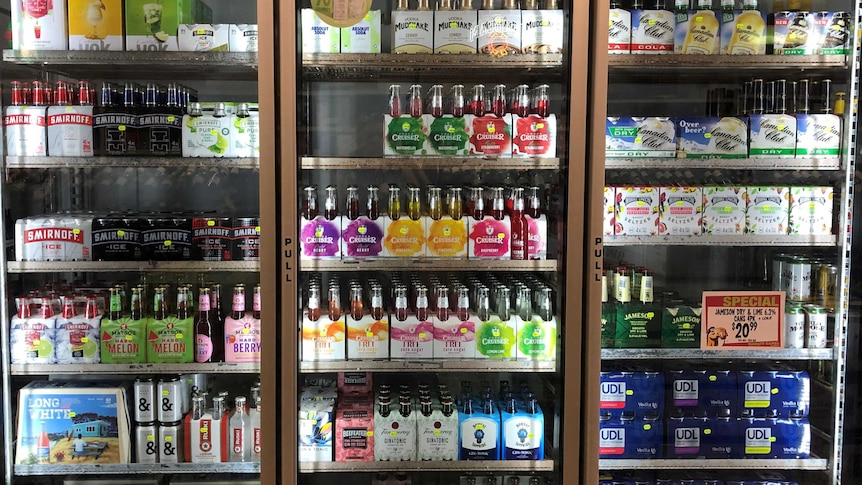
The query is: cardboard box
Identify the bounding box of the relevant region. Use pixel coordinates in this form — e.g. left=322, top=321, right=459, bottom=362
left=720, top=9, right=767, bottom=54
left=178, top=24, right=229, bottom=51
left=789, top=186, right=833, bottom=235
left=68, top=0, right=124, bottom=51
left=125, top=0, right=192, bottom=51
left=615, top=187, right=659, bottom=236
left=12, top=0, right=68, bottom=50
left=384, top=115, right=428, bottom=156
left=513, top=115, right=557, bottom=158
left=631, top=8, right=674, bottom=53
left=393, top=9, right=434, bottom=53
left=749, top=114, right=797, bottom=158
left=773, top=11, right=816, bottom=55
left=816, top=11, right=851, bottom=55
left=434, top=10, right=477, bottom=53
left=746, top=187, right=790, bottom=235
left=659, top=186, right=702, bottom=236
left=229, top=24, right=258, bottom=52
left=521, top=7, right=564, bottom=54
left=702, top=187, right=746, bottom=235
left=340, top=11, right=381, bottom=54
left=383, top=217, right=427, bottom=258
left=675, top=8, right=720, bottom=54
left=301, top=9, right=340, bottom=54
left=606, top=117, right=676, bottom=158
left=677, top=117, right=748, bottom=159
left=468, top=114, right=513, bottom=157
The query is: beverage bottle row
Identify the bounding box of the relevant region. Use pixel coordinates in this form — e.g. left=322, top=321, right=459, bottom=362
left=706, top=77, right=844, bottom=117
left=134, top=379, right=262, bottom=464
left=388, top=83, right=552, bottom=119
left=300, top=184, right=548, bottom=260
left=300, top=271, right=556, bottom=361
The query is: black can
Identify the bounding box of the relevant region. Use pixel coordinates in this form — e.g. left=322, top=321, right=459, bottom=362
left=192, top=217, right=232, bottom=261
left=232, top=217, right=260, bottom=261
left=92, top=217, right=143, bottom=261
left=142, top=216, right=192, bottom=261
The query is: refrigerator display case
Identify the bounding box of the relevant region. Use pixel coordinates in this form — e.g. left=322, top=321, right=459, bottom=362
left=0, top=1, right=277, bottom=484
left=281, top=1, right=597, bottom=484
left=592, top=0, right=860, bottom=483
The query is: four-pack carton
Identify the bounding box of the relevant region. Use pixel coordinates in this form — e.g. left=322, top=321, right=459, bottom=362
left=13, top=0, right=68, bottom=50
left=68, top=0, right=124, bottom=51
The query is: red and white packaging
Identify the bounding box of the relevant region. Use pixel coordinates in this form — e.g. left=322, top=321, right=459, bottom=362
left=5, top=106, right=47, bottom=156
left=47, top=105, right=94, bottom=156
left=16, top=214, right=93, bottom=261
left=468, top=114, right=513, bottom=157
left=512, top=114, right=557, bottom=157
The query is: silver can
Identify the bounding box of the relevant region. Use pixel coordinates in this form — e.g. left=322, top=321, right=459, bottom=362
left=772, top=254, right=788, bottom=291
left=184, top=373, right=209, bottom=397
left=177, top=373, right=190, bottom=415
left=158, top=420, right=185, bottom=463
left=250, top=385, right=261, bottom=409
left=133, top=377, right=155, bottom=423
left=157, top=376, right=183, bottom=423
left=806, top=306, right=828, bottom=348
left=785, top=306, right=806, bottom=349
left=134, top=422, right=159, bottom=464
left=787, top=256, right=812, bottom=301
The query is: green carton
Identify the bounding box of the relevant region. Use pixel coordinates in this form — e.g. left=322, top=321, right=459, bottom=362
left=661, top=304, right=702, bottom=348
left=125, top=0, right=196, bottom=51
left=146, top=316, right=194, bottom=363
left=100, top=317, right=147, bottom=364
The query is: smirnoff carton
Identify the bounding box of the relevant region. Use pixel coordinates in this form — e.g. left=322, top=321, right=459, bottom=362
left=512, top=115, right=556, bottom=157
left=521, top=4, right=564, bottom=54
left=15, top=215, right=92, bottom=261
left=426, top=217, right=468, bottom=258
left=47, top=105, right=95, bottom=157
left=434, top=9, right=477, bottom=53
left=789, top=186, right=833, bottom=235
left=433, top=312, right=478, bottom=359
left=527, top=213, right=548, bottom=259
left=178, top=24, right=230, bottom=51
left=773, top=11, right=816, bottom=55
left=384, top=115, right=428, bottom=156
left=299, top=399, right=334, bottom=462
left=301, top=313, right=346, bottom=361
left=468, top=114, right=513, bottom=157
left=749, top=113, right=797, bottom=158
left=10, top=309, right=56, bottom=364
left=229, top=24, right=258, bottom=52
left=182, top=106, right=233, bottom=157
left=346, top=311, right=389, bottom=360
left=746, top=187, right=790, bottom=235
left=100, top=314, right=147, bottom=363
left=702, top=186, right=746, bottom=234
left=5, top=105, right=48, bottom=157
left=604, top=187, right=616, bottom=236
left=374, top=401, right=417, bottom=461
left=68, top=0, right=124, bottom=51
left=340, top=11, right=381, bottom=53
left=301, top=9, right=340, bottom=53
left=659, top=186, right=702, bottom=236
left=342, top=217, right=385, bottom=258
left=615, top=187, right=659, bottom=236
left=476, top=8, right=522, bottom=55
left=608, top=5, right=632, bottom=53
left=425, top=115, right=471, bottom=156
left=335, top=405, right=374, bottom=462
left=12, top=0, right=67, bottom=50
left=301, top=216, right=342, bottom=259
left=796, top=113, right=841, bottom=158
left=56, top=304, right=101, bottom=364
left=676, top=117, right=748, bottom=159
left=232, top=106, right=260, bottom=158
left=720, top=8, right=767, bottom=54
left=631, top=7, right=675, bottom=53
left=125, top=0, right=188, bottom=51
left=392, top=7, right=434, bottom=53
left=469, top=216, right=511, bottom=259
left=383, top=217, right=427, bottom=258
left=605, top=117, right=676, bottom=158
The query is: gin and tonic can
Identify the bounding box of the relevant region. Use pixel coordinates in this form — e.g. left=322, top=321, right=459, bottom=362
left=135, top=422, right=159, bottom=464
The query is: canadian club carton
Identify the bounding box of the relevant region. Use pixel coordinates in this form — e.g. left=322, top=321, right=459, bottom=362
left=68, top=0, right=124, bottom=51
left=15, top=381, right=131, bottom=465
left=12, top=0, right=68, bottom=50
left=5, top=105, right=48, bottom=157
left=47, top=105, right=94, bottom=157
left=512, top=114, right=556, bottom=157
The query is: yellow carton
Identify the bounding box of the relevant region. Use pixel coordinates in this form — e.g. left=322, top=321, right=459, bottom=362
left=68, top=0, right=124, bottom=51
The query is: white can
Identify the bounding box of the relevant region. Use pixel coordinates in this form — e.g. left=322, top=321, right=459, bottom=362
left=785, top=306, right=806, bottom=349
left=806, top=306, right=828, bottom=349
left=157, top=376, right=184, bottom=423
left=134, top=422, right=159, bottom=464
left=787, top=257, right=812, bottom=301
left=158, top=420, right=185, bottom=463
left=134, top=377, right=156, bottom=423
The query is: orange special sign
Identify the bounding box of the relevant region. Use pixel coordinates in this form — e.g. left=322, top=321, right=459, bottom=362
left=700, top=291, right=785, bottom=349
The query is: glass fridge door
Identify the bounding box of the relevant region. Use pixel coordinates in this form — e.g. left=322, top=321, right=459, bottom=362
left=596, top=0, right=858, bottom=483
left=289, top=0, right=592, bottom=483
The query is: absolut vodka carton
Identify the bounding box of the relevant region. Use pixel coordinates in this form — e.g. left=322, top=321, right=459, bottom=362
left=178, top=24, right=230, bottom=51
left=702, top=186, right=746, bottom=234
left=521, top=5, right=564, bottom=53
left=605, top=117, right=676, bottom=158
left=434, top=9, right=477, bottom=53
left=392, top=8, right=434, bottom=53
left=229, top=24, right=258, bottom=52
left=47, top=105, right=95, bottom=157
left=676, top=117, right=748, bottom=159
left=301, top=9, right=339, bottom=53
left=12, top=0, right=68, bottom=50
left=340, top=11, right=381, bottom=54
left=68, top=0, right=124, bottom=51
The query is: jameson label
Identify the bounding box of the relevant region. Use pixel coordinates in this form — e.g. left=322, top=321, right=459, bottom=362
left=100, top=317, right=147, bottom=363
left=615, top=303, right=660, bottom=348
left=426, top=116, right=470, bottom=156
left=662, top=305, right=702, bottom=348
left=601, top=302, right=615, bottom=348
left=384, top=115, right=428, bottom=156
left=146, top=316, right=194, bottom=363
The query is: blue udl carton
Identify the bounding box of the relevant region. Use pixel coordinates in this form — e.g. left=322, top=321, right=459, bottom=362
left=707, top=415, right=740, bottom=459
left=676, top=117, right=748, bottom=159
left=740, top=417, right=810, bottom=458
left=668, top=370, right=705, bottom=411
left=667, top=416, right=710, bottom=458
left=738, top=370, right=810, bottom=418
left=599, top=414, right=663, bottom=459
left=702, top=370, right=737, bottom=417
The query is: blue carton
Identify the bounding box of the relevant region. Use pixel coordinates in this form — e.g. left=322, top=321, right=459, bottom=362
left=738, top=370, right=810, bottom=418
left=667, top=416, right=710, bottom=458
left=599, top=414, right=663, bottom=459
left=739, top=417, right=810, bottom=459
left=706, top=416, right=741, bottom=459
left=701, top=370, right=737, bottom=417
left=668, top=369, right=705, bottom=411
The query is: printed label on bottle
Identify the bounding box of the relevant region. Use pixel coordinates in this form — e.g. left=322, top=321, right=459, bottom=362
left=233, top=294, right=245, bottom=312
left=233, top=428, right=244, bottom=455
left=199, top=295, right=211, bottom=312
left=195, top=334, right=214, bottom=363
left=253, top=293, right=261, bottom=312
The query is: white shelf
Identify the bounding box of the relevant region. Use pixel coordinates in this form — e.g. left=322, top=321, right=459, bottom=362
left=604, top=235, right=838, bottom=247
left=301, top=259, right=558, bottom=272
left=14, top=462, right=260, bottom=476
left=298, top=460, right=554, bottom=473
left=301, top=360, right=556, bottom=373
left=7, top=261, right=260, bottom=273
left=599, top=458, right=828, bottom=470
left=5, top=156, right=260, bottom=170
left=602, top=348, right=834, bottom=360
left=605, top=157, right=841, bottom=170
left=11, top=363, right=260, bottom=376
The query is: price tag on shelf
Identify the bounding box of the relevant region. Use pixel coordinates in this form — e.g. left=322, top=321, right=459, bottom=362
left=700, top=291, right=784, bottom=349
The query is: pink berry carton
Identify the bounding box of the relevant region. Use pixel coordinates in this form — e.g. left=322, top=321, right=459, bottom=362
left=615, top=186, right=659, bottom=236
left=659, top=186, right=702, bottom=236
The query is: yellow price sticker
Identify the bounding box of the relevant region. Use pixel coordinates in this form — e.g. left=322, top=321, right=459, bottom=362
left=255, top=226, right=261, bottom=233
left=450, top=22, right=458, bottom=28
left=125, top=335, right=133, bottom=341
left=147, top=434, right=154, bottom=440
left=73, top=228, right=81, bottom=235
left=166, top=436, right=172, bottom=442
left=704, top=133, right=712, bottom=138
left=168, top=116, right=176, bottom=122
left=69, top=412, right=76, bottom=418
left=176, top=333, right=183, bottom=339
left=242, top=328, right=250, bottom=334
left=117, top=230, right=125, bottom=237
left=460, top=327, right=467, bottom=333
left=644, top=424, right=652, bottom=430
left=390, top=431, right=398, bottom=436
left=434, top=430, right=441, bottom=435
left=367, top=431, right=374, bottom=437
left=163, top=390, right=170, bottom=396
left=81, top=337, right=89, bottom=343
left=208, top=220, right=216, bottom=226
left=118, top=125, right=126, bottom=132
left=211, top=129, right=218, bottom=135
left=200, top=426, right=208, bottom=433
left=164, top=240, right=172, bottom=246
left=419, top=332, right=427, bottom=338
left=366, top=331, right=374, bottom=338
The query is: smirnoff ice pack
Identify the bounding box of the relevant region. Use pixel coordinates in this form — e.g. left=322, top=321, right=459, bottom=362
left=12, top=0, right=68, bottom=50
left=47, top=104, right=94, bottom=157
left=55, top=297, right=101, bottom=364
left=15, top=214, right=93, bottom=261
left=178, top=24, right=230, bottom=51
left=229, top=24, right=259, bottom=52
left=10, top=300, right=57, bottom=364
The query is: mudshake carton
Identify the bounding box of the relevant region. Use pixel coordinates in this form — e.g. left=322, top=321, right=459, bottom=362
left=434, top=9, right=477, bottom=53
left=521, top=4, right=564, bottom=54
left=745, top=187, right=790, bottom=235
left=392, top=6, right=433, bottom=53
left=788, top=186, right=833, bottom=235
left=615, top=186, right=659, bottom=236
left=659, top=186, right=702, bottom=236
left=702, top=186, right=746, bottom=234
left=605, top=117, right=676, bottom=158
left=384, top=115, right=428, bottom=156
left=68, top=0, right=124, bottom=51
left=301, top=9, right=340, bottom=53
left=512, top=115, right=557, bottom=157
left=476, top=7, right=521, bottom=55
left=300, top=216, right=342, bottom=259
left=677, top=117, right=748, bottom=159
left=340, top=11, right=381, bottom=54
left=12, top=0, right=68, bottom=50
left=178, top=24, right=230, bottom=51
